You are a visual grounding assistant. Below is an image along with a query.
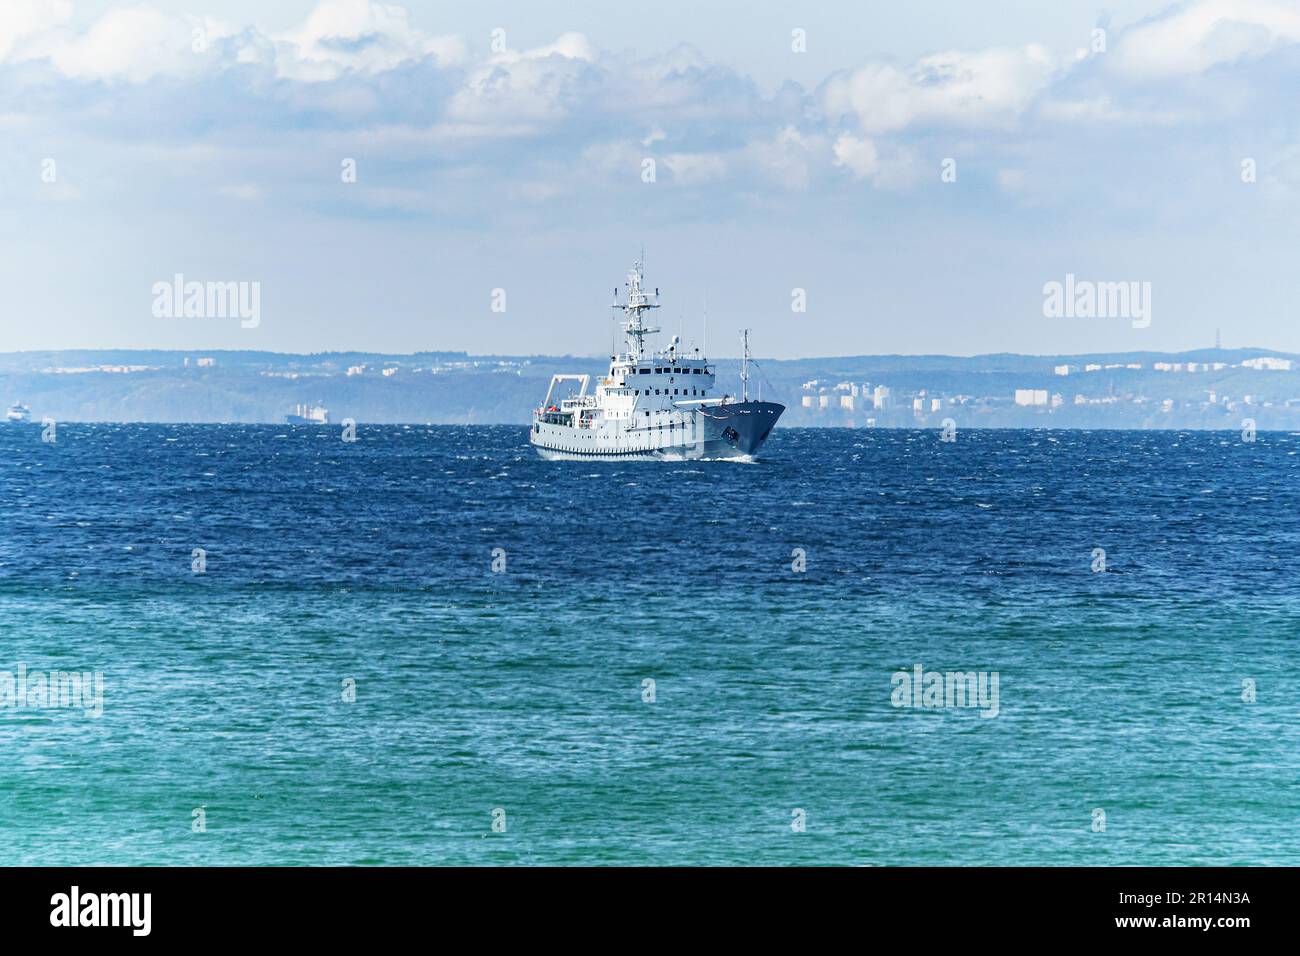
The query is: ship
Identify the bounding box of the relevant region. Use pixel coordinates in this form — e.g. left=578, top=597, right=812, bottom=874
left=5, top=402, right=31, bottom=423
left=285, top=402, right=329, bottom=424
left=530, top=259, right=784, bottom=460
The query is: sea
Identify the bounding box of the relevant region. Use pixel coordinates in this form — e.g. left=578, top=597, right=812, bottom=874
left=1, top=423, right=1297, bottom=865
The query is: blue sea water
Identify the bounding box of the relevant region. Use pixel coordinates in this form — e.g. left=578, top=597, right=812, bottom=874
left=1, top=423, right=1297, bottom=866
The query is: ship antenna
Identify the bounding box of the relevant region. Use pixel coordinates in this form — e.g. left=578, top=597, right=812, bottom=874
left=740, top=328, right=750, bottom=402
left=614, top=254, right=660, bottom=362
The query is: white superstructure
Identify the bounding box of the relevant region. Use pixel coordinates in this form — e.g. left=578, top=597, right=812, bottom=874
left=285, top=402, right=329, bottom=424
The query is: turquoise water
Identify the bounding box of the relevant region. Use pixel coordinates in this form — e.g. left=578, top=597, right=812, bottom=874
left=1, top=424, right=1297, bottom=865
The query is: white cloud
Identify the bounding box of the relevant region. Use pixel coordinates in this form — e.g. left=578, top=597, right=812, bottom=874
left=822, top=45, right=1058, bottom=133
left=1110, top=0, right=1300, bottom=78
left=3, top=1, right=463, bottom=83
left=8, top=6, right=241, bottom=82
left=447, top=31, right=597, bottom=125
left=738, top=126, right=823, bottom=191
left=3, top=0, right=1297, bottom=217
left=487, top=31, right=594, bottom=66
left=830, top=132, right=917, bottom=189
left=832, top=133, right=879, bottom=179
left=27, top=6, right=205, bottom=82
left=274, top=0, right=465, bottom=80
left=0, top=0, right=70, bottom=61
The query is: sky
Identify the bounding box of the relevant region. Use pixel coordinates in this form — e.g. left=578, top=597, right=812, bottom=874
left=2, top=0, right=1300, bottom=359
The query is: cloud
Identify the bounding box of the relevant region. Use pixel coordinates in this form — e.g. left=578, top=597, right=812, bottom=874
left=821, top=44, right=1058, bottom=134
left=832, top=133, right=879, bottom=179
left=0, top=0, right=70, bottom=60
left=1109, top=0, right=1300, bottom=78
left=16, top=6, right=214, bottom=82
left=2, top=0, right=462, bottom=83
left=274, top=0, right=465, bottom=81
left=446, top=32, right=598, bottom=126
left=1036, top=95, right=1188, bottom=125
left=4, top=0, right=1300, bottom=228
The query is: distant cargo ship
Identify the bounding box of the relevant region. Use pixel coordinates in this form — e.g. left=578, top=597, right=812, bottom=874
left=285, top=402, right=329, bottom=424
left=530, top=259, right=783, bottom=460
left=5, top=402, right=31, bottom=423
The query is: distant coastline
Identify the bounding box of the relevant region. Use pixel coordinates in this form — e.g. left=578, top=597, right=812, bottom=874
left=3, top=347, right=1299, bottom=429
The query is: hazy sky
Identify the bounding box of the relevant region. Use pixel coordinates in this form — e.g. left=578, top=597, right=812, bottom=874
left=2, top=0, right=1298, bottom=358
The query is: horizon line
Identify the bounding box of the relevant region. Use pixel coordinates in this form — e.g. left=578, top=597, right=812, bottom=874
left=0, top=346, right=1291, bottom=362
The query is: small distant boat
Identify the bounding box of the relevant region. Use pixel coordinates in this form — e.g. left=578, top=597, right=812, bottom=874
left=285, top=402, right=329, bottom=425
left=5, top=402, right=31, bottom=423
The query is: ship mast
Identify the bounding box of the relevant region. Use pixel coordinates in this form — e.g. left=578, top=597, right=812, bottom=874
left=613, top=259, right=660, bottom=361
left=740, top=328, right=750, bottom=402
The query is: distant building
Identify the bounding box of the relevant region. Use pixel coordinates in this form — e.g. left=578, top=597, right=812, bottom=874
left=801, top=395, right=814, bottom=408
left=840, top=395, right=856, bottom=410
left=196, top=357, right=215, bottom=367
left=1085, top=363, right=1101, bottom=372
left=1243, top=356, right=1292, bottom=370
left=1015, top=389, right=1048, bottom=406
left=44, top=365, right=157, bottom=374
left=873, top=385, right=891, bottom=410
left=1054, top=364, right=1071, bottom=376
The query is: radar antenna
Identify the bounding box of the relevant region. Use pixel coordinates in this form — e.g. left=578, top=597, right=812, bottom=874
left=740, top=328, right=751, bottom=402
left=612, top=258, right=660, bottom=361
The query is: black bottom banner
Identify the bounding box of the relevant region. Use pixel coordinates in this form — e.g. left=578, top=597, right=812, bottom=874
left=0, top=866, right=1276, bottom=942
